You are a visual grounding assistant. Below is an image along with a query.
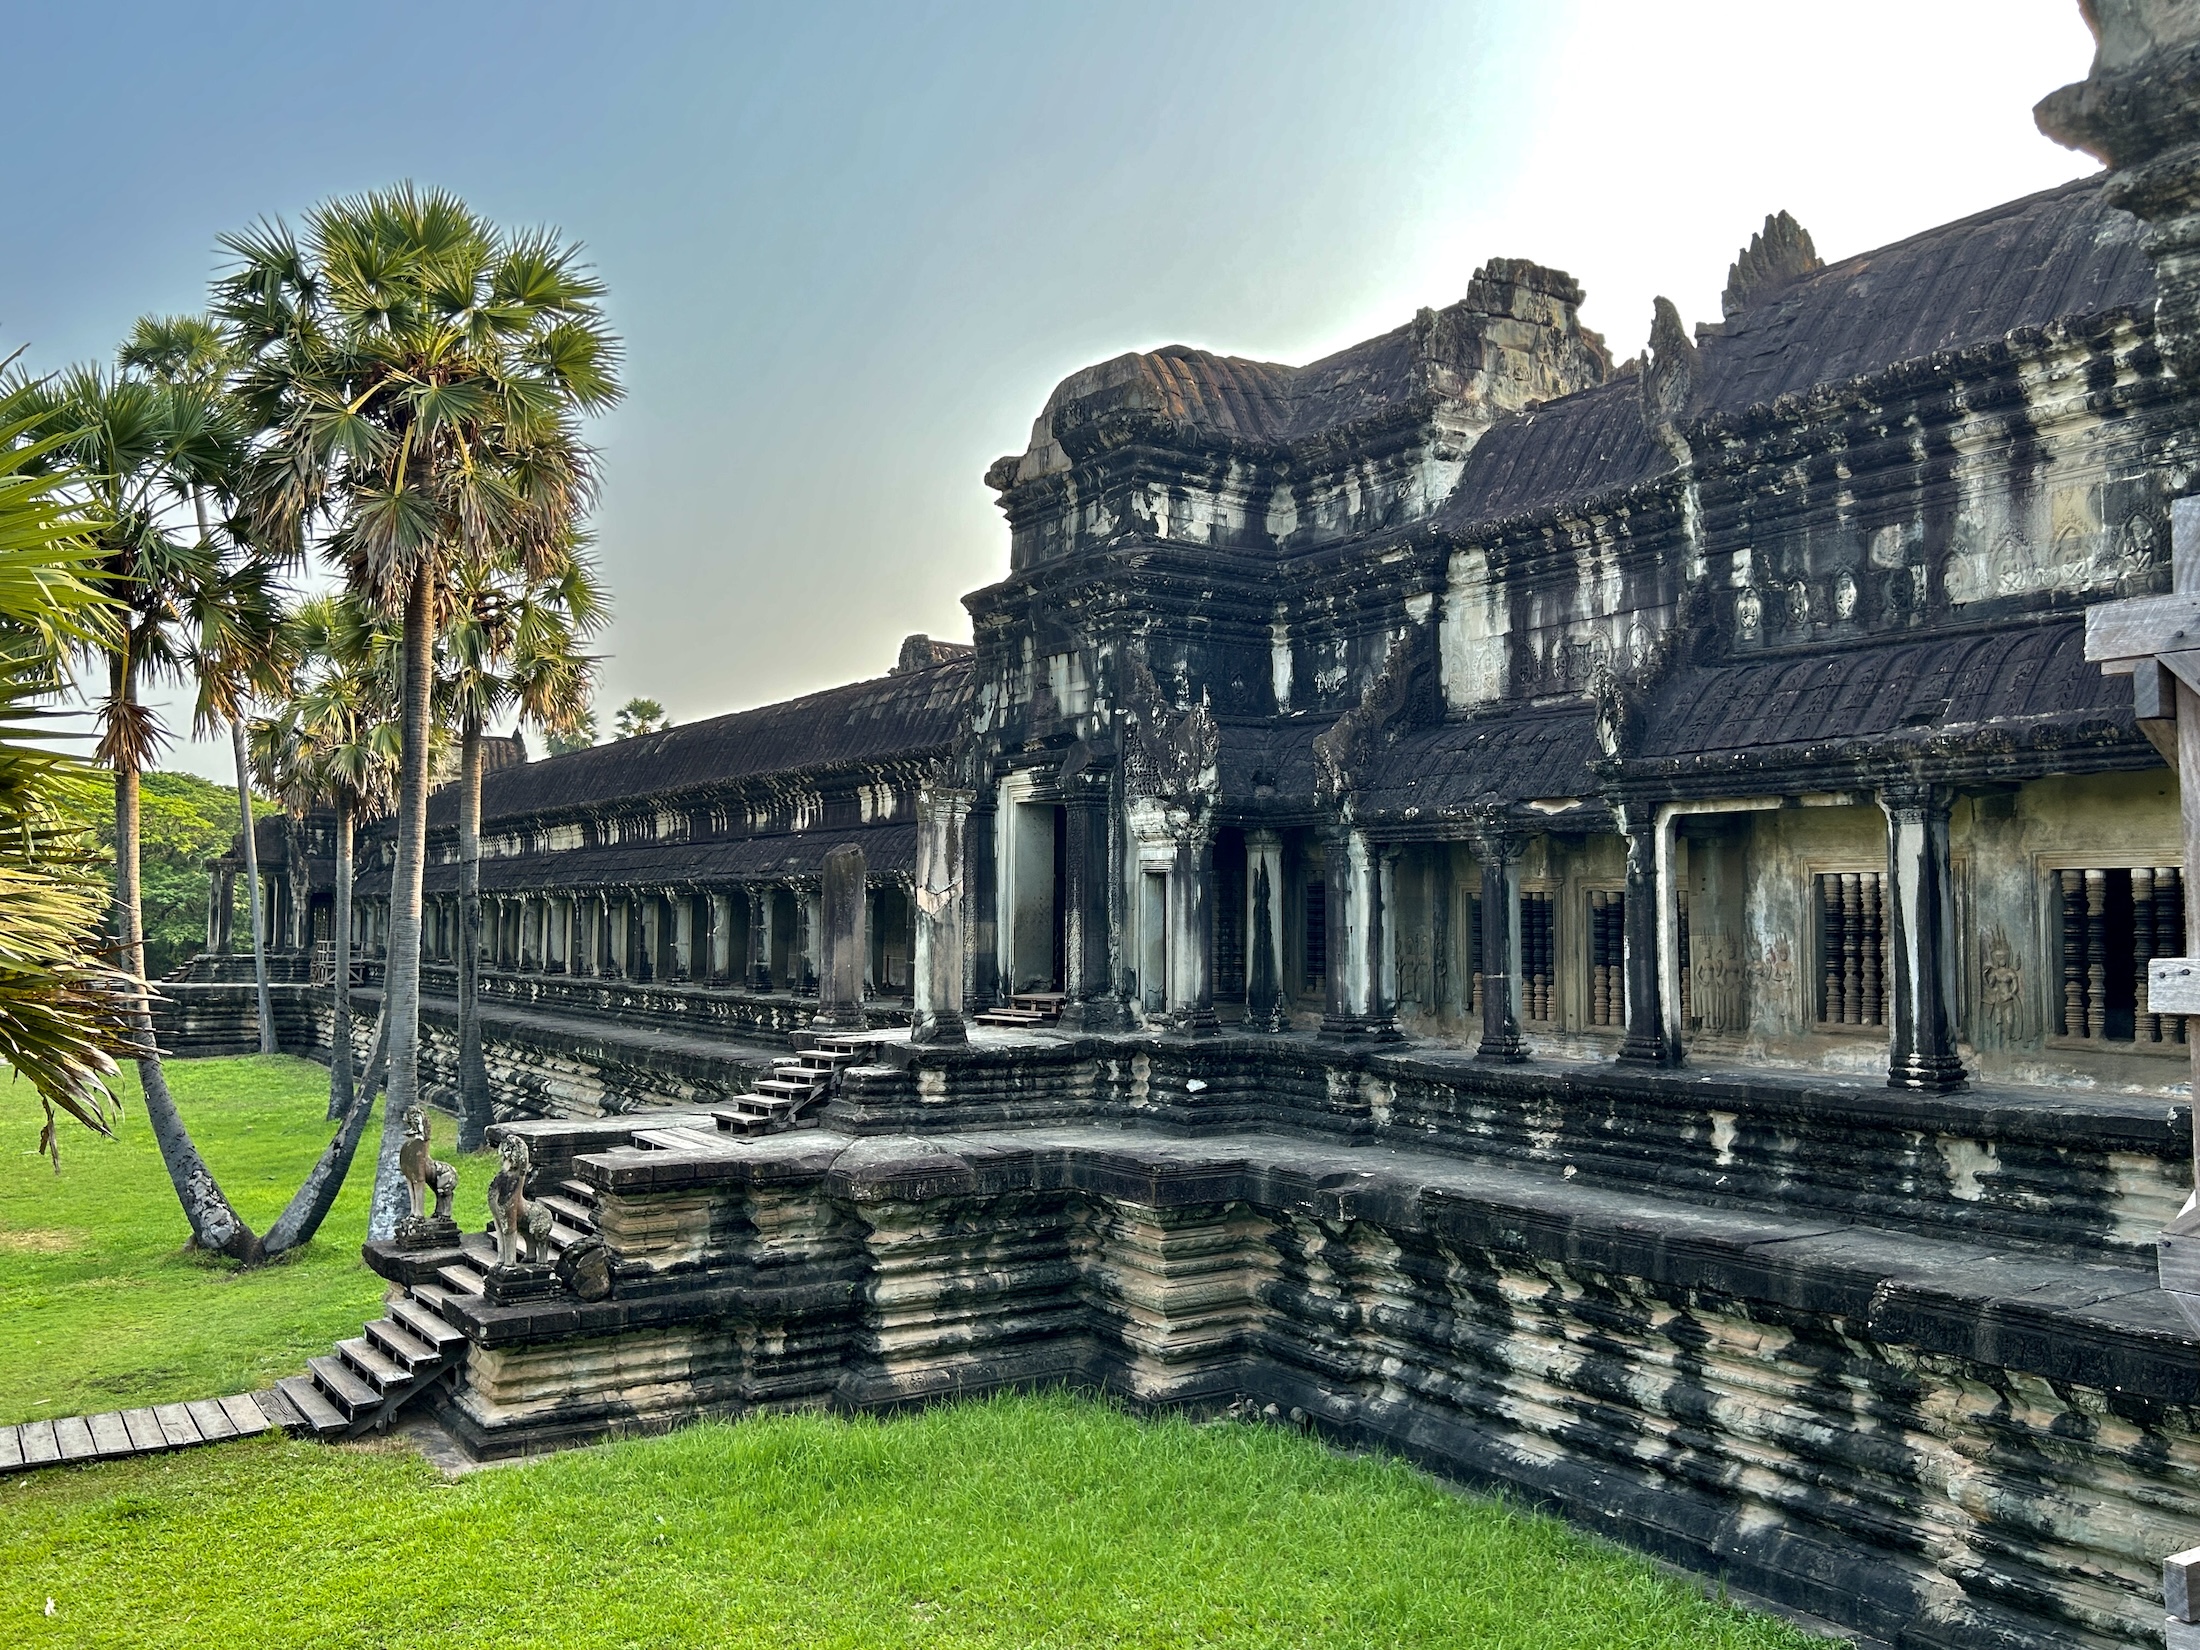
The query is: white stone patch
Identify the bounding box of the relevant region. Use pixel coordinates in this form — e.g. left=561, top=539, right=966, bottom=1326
left=1939, top=1137, right=1998, bottom=1202
left=1440, top=546, right=1508, bottom=710
left=1709, top=1110, right=1738, bottom=1168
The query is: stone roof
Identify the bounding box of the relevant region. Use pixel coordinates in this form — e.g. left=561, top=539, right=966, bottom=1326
left=1634, top=618, right=2139, bottom=771
left=1357, top=708, right=1605, bottom=818
left=402, top=821, right=918, bottom=897
left=435, top=659, right=973, bottom=830
left=1692, top=175, right=2153, bottom=415
left=1437, top=375, right=1671, bottom=531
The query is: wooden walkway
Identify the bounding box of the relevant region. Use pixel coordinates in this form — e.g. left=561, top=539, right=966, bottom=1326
left=0, top=1387, right=321, bottom=1475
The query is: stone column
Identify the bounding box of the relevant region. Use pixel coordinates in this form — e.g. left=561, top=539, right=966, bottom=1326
left=1378, top=846, right=1401, bottom=1024
left=1244, top=829, right=1287, bottom=1032
left=214, top=868, right=235, bottom=953
left=1616, top=807, right=1674, bottom=1065
left=1320, top=828, right=1396, bottom=1038
left=815, top=845, right=868, bottom=1029
left=912, top=784, right=971, bottom=1044
left=709, top=892, right=731, bottom=982
left=1475, top=828, right=1528, bottom=1062
left=1881, top=781, right=1967, bottom=1091
left=673, top=893, right=694, bottom=982
left=1167, top=825, right=1218, bottom=1034
left=749, top=888, right=773, bottom=991
left=798, top=890, right=819, bottom=993
left=1062, top=772, right=1119, bottom=1029
left=966, top=790, right=1001, bottom=1009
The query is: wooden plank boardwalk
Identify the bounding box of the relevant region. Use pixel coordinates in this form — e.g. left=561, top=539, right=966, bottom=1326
left=0, top=1388, right=316, bottom=1476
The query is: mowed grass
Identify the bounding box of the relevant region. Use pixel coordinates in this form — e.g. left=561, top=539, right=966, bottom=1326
left=0, top=1055, right=496, bottom=1422
left=0, top=1057, right=1822, bottom=1647
left=0, top=1394, right=1820, bottom=1650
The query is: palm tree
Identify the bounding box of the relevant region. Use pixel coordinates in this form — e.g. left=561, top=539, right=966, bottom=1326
left=443, top=536, right=604, bottom=1148
left=216, top=186, right=620, bottom=1238
left=0, top=379, right=141, bottom=1161
left=283, top=592, right=398, bottom=1122
left=124, top=315, right=283, bottom=1055
left=20, top=358, right=270, bottom=1258
left=614, top=696, right=669, bottom=738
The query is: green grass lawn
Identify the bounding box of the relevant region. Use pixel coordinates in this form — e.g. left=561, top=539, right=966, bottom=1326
left=0, top=1055, right=497, bottom=1423
left=0, top=1056, right=1822, bottom=1647
left=0, top=1394, right=1818, bottom=1649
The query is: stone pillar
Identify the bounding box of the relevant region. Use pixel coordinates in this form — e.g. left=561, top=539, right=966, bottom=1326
left=1320, top=828, right=1397, bottom=1038
left=815, top=846, right=868, bottom=1029
left=749, top=888, right=773, bottom=991
left=1881, top=782, right=1967, bottom=1092
left=1168, top=826, right=1218, bottom=1034
left=1616, top=808, right=1675, bottom=1065
left=709, top=892, right=732, bottom=981
left=796, top=889, right=818, bottom=994
left=1475, top=829, right=1528, bottom=1062
left=1378, top=846, right=1400, bottom=1024
left=1244, top=829, right=1288, bottom=1032
left=215, top=868, right=235, bottom=953
left=967, top=790, right=1001, bottom=1009
left=673, top=893, right=694, bottom=982
left=913, top=785, right=970, bottom=1044
left=1062, top=773, right=1120, bottom=1029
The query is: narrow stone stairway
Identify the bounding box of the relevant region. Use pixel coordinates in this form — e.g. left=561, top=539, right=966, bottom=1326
left=710, top=1035, right=864, bottom=1135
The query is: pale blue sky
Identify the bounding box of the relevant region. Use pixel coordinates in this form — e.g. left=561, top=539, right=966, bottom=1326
left=2, top=1, right=2100, bottom=779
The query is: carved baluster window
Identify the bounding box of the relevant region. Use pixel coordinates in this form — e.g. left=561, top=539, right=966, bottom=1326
left=1588, top=889, right=1624, bottom=1027
left=2158, top=867, right=2183, bottom=1040
left=2053, top=866, right=2176, bottom=1043
left=1521, top=890, right=1554, bottom=1023
left=1677, top=893, right=1692, bottom=1028
left=1465, top=892, right=1484, bottom=1016
left=1815, top=871, right=1888, bottom=1029
left=1303, top=880, right=1326, bottom=987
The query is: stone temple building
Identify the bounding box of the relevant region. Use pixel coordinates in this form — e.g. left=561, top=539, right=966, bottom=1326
left=158, top=14, right=2200, bottom=1648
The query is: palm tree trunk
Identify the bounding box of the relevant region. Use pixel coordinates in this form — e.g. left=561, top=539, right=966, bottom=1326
left=231, top=719, right=276, bottom=1055
left=455, top=714, right=490, bottom=1148
left=326, top=798, right=356, bottom=1122
left=117, top=652, right=258, bottom=1262
left=369, top=567, right=435, bottom=1241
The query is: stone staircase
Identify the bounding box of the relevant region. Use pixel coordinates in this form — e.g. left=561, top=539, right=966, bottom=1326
left=974, top=991, right=1066, bottom=1028
left=708, top=1035, right=865, bottom=1136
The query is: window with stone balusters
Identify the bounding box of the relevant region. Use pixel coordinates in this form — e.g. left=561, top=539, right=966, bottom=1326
left=1520, top=888, right=1555, bottom=1023
left=1587, top=889, right=1625, bottom=1027
left=1815, top=871, right=1891, bottom=1030
left=2053, top=866, right=2186, bottom=1046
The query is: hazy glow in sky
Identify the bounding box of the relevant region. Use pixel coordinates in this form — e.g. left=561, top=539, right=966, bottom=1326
left=1, top=1, right=2101, bottom=780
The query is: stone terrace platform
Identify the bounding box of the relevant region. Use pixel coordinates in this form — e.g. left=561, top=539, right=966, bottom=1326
left=338, top=1024, right=2200, bottom=1650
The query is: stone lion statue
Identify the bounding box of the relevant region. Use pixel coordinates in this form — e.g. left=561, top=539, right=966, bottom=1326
left=399, top=1106, right=458, bottom=1223
left=487, top=1134, right=554, bottom=1268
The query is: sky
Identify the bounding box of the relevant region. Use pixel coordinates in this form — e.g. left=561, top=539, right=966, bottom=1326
left=2, top=0, right=2103, bottom=782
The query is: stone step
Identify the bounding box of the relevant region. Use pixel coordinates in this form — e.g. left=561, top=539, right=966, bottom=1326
left=390, top=1295, right=468, bottom=1353
left=547, top=1220, right=590, bottom=1254
left=306, top=1355, right=380, bottom=1421
left=554, top=1177, right=600, bottom=1207
left=337, top=1337, right=407, bottom=1394
left=365, top=1316, right=443, bottom=1373
left=435, top=1262, right=488, bottom=1298
left=633, top=1125, right=733, bottom=1153
left=275, top=1375, right=346, bottom=1437
left=537, top=1193, right=596, bottom=1230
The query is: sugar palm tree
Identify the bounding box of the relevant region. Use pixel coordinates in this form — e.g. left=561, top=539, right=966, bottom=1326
left=283, top=592, right=398, bottom=1123
left=443, top=535, right=604, bottom=1148
left=125, top=315, right=282, bottom=1054
left=0, top=379, right=141, bottom=1161
left=19, top=357, right=270, bottom=1258
left=217, top=186, right=620, bottom=1238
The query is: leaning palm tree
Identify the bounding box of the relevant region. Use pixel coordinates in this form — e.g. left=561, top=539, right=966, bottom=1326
left=127, top=315, right=284, bottom=1054
left=19, top=341, right=377, bottom=1262
left=443, top=535, right=604, bottom=1148
left=0, top=379, right=141, bottom=1162
left=216, top=186, right=620, bottom=1237
left=20, top=358, right=269, bottom=1258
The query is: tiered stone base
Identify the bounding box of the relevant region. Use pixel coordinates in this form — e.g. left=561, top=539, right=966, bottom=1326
left=352, top=1033, right=2200, bottom=1650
